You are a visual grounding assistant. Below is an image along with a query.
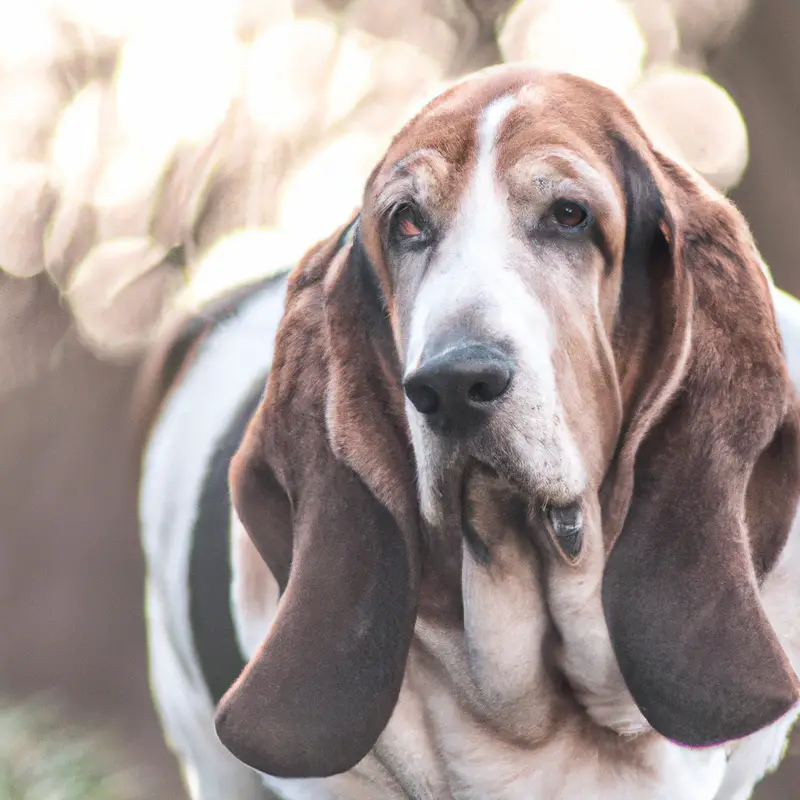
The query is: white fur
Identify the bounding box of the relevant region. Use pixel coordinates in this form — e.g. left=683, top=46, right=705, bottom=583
left=461, top=527, right=553, bottom=728
left=543, top=496, right=651, bottom=735
left=229, top=507, right=279, bottom=658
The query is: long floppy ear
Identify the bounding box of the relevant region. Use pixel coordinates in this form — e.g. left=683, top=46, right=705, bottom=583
left=215, top=218, right=421, bottom=777
left=602, top=139, right=800, bottom=748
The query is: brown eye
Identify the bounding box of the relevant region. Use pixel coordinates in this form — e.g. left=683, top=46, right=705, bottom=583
left=392, top=203, right=426, bottom=241
left=551, top=199, right=588, bottom=228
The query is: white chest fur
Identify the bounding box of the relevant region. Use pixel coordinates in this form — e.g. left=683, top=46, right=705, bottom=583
left=245, top=615, right=730, bottom=800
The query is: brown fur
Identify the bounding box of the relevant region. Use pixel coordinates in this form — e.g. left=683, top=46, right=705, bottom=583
left=215, top=218, right=422, bottom=778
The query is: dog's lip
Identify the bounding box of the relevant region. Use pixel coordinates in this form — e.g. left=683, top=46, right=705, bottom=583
left=459, top=458, right=537, bottom=562
left=539, top=503, right=584, bottom=564
left=459, top=457, right=585, bottom=563
left=459, top=458, right=493, bottom=563
left=460, top=456, right=539, bottom=515
left=462, top=457, right=499, bottom=484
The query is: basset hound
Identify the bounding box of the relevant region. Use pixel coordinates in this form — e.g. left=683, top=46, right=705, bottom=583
left=136, top=66, right=800, bottom=800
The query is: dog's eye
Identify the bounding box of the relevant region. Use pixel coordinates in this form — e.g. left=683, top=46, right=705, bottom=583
left=551, top=200, right=588, bottom=229
left=391, top=203, right=427, bottom=241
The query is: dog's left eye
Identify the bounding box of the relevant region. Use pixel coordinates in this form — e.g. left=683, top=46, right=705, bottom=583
left=550, top=199, right=589, bottom=229
left=391, top=203, right=428, bottom=242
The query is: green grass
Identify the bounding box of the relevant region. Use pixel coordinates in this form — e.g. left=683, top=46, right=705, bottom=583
left=0, top=700, right=136, bottom=800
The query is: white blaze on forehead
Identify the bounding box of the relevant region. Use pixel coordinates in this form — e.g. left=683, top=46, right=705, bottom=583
left=476, top=93, right=518, bottom=184
left=453, top=93, right=519, bottom=270
left=406, top=94, right=519, bottom=371
left=455, top=94, right=517, bottom=245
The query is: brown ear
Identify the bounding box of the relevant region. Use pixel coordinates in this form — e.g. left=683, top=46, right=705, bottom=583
left=602, top=140, right=800, bottom=748
left=215, top=219, right=421, bottom=777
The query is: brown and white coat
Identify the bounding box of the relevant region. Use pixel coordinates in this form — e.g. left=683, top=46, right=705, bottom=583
left=137, top=67, right=800, bottom=800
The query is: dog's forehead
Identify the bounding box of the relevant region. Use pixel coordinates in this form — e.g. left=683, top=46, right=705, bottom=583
left=358, top=68, right=637, bottom=307
left=372, top=69, right=628, bottom=198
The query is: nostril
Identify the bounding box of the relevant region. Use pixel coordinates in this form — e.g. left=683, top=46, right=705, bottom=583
left=405, top=382, right=440, bottom=415
left=467, top=365, right=512, bottom=403
left=468, top=381, right=494, bottom=403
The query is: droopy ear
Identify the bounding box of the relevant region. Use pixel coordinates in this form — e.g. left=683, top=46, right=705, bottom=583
left=602, top=140, right=800, bottom=748
left=215, top=218, right=421, bottom=777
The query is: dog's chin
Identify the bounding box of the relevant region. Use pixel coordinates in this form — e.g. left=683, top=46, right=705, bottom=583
left=413, top=410, right=587, bottom=539
left=456, top=457, right=546, bottom=561
left=420, top=453, right=556, bottom=544
left=461, top=460, right=583, bottom=565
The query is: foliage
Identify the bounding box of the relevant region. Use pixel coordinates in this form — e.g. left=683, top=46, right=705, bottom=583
left=0, top=701, right=136, bottom=800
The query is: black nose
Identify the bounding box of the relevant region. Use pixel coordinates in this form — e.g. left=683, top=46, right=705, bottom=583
left=403, top=344, right=514, bottom=432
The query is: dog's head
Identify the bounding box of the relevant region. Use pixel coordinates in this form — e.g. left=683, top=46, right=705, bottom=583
left=216, top=66, right=800, bottom=778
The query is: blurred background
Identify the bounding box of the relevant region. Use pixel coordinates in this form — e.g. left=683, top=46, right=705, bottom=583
left=0, top=0, right=798, bottom=797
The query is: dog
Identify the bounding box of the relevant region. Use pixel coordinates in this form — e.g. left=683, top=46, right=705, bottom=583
left=136, top=66, right=800, bottom=799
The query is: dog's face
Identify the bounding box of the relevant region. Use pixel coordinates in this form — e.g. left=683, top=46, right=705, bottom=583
left=216, top=67, right=800, bottom=780
left=362, top=78, right=636, bottom=543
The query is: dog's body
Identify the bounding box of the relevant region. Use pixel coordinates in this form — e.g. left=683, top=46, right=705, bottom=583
left=138, top=68, right=800, bottom=799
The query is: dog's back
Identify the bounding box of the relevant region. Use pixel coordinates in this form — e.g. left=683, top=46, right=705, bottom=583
left=135, top=274, right=288, bottom=800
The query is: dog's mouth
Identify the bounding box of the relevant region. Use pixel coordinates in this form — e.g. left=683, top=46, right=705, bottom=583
left=460, top=458, right=585, bottom=565
left=460, top=459, right=505, bottom=564
left=457, top=460, right=648, bottom=738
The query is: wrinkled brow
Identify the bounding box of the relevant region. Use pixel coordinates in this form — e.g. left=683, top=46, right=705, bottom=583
left=373, top=149, right=454, bottom=218
left=501, top=148, right=625, bottom=268
left=504, top=148, right=621, bottom=213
